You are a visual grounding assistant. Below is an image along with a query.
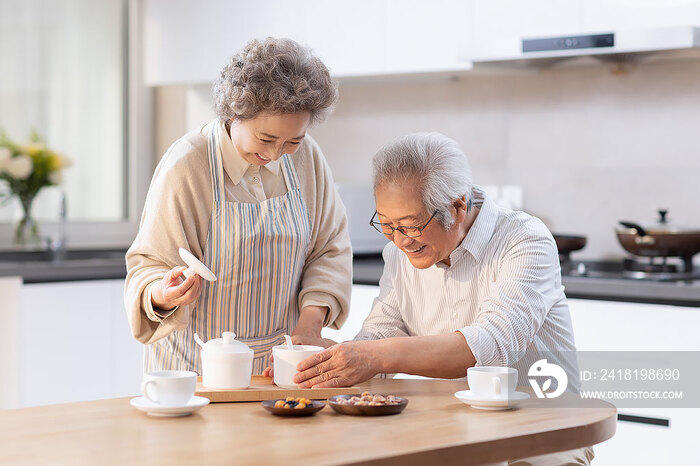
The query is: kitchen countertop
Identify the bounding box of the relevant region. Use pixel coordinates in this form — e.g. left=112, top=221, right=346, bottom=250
left=0, top=248, right=127, bottom=283
left=3, top=249, right=699, bottom=306
left=0, top=378, right=616, bottom=466
left=353, top=255, right=700, bottom=307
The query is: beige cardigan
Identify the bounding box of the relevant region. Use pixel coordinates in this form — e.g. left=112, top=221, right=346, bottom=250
left=124, top=122, right=352, bottom=345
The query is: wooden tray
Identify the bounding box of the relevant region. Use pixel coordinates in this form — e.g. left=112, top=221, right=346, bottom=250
left=195, top=376, right=360, bottom=403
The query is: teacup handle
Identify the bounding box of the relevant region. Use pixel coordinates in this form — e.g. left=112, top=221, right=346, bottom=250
left=141, top=380, right=159, bottom=404
left=493, top=377, right=501, bottom=398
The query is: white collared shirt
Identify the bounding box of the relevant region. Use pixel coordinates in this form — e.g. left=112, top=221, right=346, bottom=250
left=355, top=188, right=579, bottom=388
left=217, top=120, right=285, bottom=201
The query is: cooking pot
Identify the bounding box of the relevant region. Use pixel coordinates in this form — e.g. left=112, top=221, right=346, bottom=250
left=616, top=209, right=700, bottom=258
left=196, top=332, right=253, bottom=389
left=552, top=234, right=587, bottom=256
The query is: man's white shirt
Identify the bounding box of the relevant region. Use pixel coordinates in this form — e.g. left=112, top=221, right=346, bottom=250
left=355, top=188, right=579, bottom=389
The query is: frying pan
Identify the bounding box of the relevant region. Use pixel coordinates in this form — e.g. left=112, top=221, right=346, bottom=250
left=552, top=234, right=587, bottom=256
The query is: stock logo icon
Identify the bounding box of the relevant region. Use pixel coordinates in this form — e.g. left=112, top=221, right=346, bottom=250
left=528, top=359, right=568, bottom=399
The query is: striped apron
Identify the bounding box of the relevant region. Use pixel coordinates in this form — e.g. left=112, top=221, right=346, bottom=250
left=145, top=121, right=311, bottom=374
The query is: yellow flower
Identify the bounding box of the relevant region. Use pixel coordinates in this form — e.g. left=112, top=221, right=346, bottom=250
left=48, top=154, right=69, bottom=171
left=23, top=143, right=45, bottom=159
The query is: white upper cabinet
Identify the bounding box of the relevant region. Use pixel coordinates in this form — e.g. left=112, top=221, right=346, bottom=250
left=384, top=0, right=472, bottom=74
left=301, top=0, right=387, bottom=77
left=143, top=0, right=307, bottom=85
left=581, top=0, right=700, bottom=32
left=143, top=0, right=700, bottom=84
left=143, top=0, right=472, bottom=85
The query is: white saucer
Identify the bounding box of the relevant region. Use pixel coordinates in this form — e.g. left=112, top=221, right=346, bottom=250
left=130, top=395, right=210, bottom=417
left=454, top=390, right=530, bottom=411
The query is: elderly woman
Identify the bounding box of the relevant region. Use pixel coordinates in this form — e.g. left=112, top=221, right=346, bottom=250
left=124, top=38, right=351, bottom=374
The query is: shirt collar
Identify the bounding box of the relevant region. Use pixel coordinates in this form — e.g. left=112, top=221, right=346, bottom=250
left=457, top=186, right=498, bottom=263
left=216, top=120, right=281, bottom=185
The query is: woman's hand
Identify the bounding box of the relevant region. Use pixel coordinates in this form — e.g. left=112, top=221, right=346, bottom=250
left=291, top=335, right=337, bottom=348
left=150, top=266, right=203, bottom=311
left=293, top=340, right=382, bottom=388
left=291, top=305, right=336, bottom=347
left=262, top=354, right=274, bottom=378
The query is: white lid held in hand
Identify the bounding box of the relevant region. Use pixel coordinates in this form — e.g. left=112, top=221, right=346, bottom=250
left=179, top=248, right=217, bottom=281
left=201, top=332, right=253, bottom=354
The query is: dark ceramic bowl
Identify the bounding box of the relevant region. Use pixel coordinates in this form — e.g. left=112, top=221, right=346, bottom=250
left=261, top=399, right=326, bottom=416
left=328, top=394, right=408, bottom=416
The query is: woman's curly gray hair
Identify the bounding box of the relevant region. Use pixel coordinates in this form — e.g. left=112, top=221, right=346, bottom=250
left=214, top=37, right=338, bottom=124
left=373, top=132, right=473, bottom=230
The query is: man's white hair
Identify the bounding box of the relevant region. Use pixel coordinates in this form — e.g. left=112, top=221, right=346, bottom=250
left=372, top=132, right=473, bottom=230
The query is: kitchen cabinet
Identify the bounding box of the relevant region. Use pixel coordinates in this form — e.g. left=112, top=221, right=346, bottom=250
left=13, top=279, right=143, bottom=408
left=0, top=277, right=21, bottom=409
left=568, top=298, right=699, bottom=465
left=142, top=0, right=472, bottom=85
left=568, top=298, right=700, bottom=352
left=4, top=281, right=376, bottom=409
left=581, top=0, right=700, bottom=32
left=142, top=0, right=700, bottom=84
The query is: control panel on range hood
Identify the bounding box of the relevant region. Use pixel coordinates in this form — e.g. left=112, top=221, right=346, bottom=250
left=470, top=26, right=700, bottom=68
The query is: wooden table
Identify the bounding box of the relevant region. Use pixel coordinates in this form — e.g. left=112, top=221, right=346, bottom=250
left=0, top=378, right=616, bottom=466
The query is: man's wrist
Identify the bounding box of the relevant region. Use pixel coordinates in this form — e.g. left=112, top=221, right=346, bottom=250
left=372, top=339, right=392, bottom=374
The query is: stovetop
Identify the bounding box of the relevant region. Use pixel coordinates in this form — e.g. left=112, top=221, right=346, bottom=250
left=353, top=254, right=700, bottom=307
left=560, top=260, right=700, bottom=307
left=561, top=259, right=700, bottom=281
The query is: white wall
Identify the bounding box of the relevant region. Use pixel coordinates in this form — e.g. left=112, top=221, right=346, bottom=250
left=177, top=57, right=700, bottom=261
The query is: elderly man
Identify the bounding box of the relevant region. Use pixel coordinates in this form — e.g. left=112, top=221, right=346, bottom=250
left=292, top=132, right=593, bottom=465
left=294, top=132, right=578, bottom=388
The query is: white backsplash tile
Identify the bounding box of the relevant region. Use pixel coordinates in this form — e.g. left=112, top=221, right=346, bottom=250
left=180, top=60, right=700, bottom=260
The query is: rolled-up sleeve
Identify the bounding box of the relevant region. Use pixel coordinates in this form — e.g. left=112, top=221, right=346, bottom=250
left=457, top=225, right=562, bottom=367
left=124, top=136, right=212, bottom=345
left=355, top=245, right=409, bottom=340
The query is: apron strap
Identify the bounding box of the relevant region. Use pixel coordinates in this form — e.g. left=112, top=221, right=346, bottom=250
left=281, top=154, right=300, bottom=191
left=207, top=120, right=226, bottom=204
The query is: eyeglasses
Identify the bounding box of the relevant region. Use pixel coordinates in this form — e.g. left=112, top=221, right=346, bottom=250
left=369, top=210, right=438, bottom=238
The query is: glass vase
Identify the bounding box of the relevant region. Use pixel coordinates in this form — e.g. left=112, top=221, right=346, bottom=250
left=14, top=194, right=41, bottom=247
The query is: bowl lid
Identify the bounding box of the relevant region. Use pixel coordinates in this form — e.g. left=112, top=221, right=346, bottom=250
left=202, top=332, right=253, bottom=354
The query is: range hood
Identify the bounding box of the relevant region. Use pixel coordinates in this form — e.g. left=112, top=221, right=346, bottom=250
left=469, top=26, right=700, bottom=70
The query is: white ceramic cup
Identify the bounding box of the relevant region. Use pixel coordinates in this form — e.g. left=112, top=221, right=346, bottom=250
left=467, top=366, right=518, bottom=399
left=272, top=344, right=324, bottom=389
left=140, top=370, right=197, bottom=406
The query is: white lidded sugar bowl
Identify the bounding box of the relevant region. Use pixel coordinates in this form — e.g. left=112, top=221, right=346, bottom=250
left=195, top=332, right=253, bottom=389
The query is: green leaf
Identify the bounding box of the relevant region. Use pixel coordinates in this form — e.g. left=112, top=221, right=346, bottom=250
left=29, top=128, right=44, bottom=144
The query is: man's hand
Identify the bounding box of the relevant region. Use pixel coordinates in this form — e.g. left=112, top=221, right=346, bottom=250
left=150, top=266, right=203, bottom=311
left=293, top=340, right=381, bottom=388
left=261, top=338, right=337, bottom=378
